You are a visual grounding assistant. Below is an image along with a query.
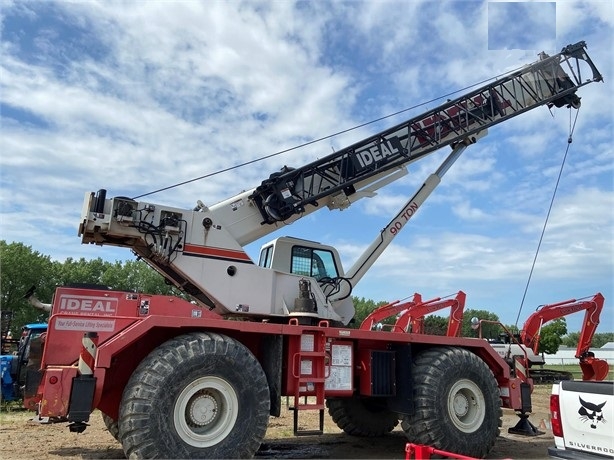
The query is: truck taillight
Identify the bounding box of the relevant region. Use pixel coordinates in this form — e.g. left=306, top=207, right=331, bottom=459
left=550, top=394, right=564, bottom=437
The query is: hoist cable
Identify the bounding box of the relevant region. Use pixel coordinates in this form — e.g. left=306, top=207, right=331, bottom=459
left=132, top=64, right=529, bottom=200
left=514, top=108, right=581, bottom=328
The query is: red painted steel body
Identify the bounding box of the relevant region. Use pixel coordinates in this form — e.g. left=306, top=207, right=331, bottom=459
left=406, top=443, right=479, bottom=460
left=37, top=286, right=525, bottom=421
left=405, top=443, right=512, bottom=460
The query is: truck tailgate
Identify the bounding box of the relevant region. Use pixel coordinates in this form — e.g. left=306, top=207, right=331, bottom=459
left=554, top=380, right=614, bottom=458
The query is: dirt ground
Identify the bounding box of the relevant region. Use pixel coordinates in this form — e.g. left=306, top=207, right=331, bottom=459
left=0, top=385, right=554, bottom=460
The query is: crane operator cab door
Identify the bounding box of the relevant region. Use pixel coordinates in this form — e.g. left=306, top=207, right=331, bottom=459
left=258, top=236, right=345, bottom=298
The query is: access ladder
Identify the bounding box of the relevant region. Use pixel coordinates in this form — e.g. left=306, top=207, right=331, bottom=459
left=289, top=323, right=329, bottom=435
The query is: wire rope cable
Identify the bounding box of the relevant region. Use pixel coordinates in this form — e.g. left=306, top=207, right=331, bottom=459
left=132, top=63, right=530, bottom=200
left=514, top=108, right=581, bottom=328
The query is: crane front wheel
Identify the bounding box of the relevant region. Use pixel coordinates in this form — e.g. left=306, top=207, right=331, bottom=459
left=119, top=332, right=270, bottom=459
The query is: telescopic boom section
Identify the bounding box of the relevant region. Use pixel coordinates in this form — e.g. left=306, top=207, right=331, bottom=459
left=249, top=41, right=602, bottom=225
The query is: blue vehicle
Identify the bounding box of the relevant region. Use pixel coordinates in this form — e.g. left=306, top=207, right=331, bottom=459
left=1, top=323, right=48, bottom=406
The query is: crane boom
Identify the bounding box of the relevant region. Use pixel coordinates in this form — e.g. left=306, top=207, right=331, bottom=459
left=249, top=41, right=602, bottom=224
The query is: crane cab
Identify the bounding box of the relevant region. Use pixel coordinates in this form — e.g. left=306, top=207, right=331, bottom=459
left=258, top=236, right=355, bottom=325
left=258, top=236, right=344, bottom=281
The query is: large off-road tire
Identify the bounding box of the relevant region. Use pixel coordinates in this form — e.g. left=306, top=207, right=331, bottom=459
left=327, top=397, right=399, bottom=436
left=118, top=332, right=270, bottom=459
left=401, top=347, right=502, bottom=458
left=101, top=412, right=120, bottom=442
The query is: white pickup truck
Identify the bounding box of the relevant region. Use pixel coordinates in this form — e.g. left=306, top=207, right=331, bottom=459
left=549, top=380, right=614, bottom=459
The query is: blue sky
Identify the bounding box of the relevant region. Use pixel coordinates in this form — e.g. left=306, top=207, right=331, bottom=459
left=1, top=0, right=612, bottom=333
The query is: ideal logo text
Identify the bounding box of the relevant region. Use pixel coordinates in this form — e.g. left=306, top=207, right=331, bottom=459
left=352, top=137, right=405, bottom=171
left=58, top=295, right=118, bottom=316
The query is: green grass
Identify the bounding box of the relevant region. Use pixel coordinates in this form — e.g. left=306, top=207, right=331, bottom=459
left=0, top=399, right=23, bottom=411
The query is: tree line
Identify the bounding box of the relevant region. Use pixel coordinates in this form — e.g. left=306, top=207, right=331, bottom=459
left=1, top=241, right=611, bottom=353
left=0, top=241, right=182, bottom=336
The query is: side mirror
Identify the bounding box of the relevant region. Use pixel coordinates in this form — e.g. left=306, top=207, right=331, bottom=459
left=470, top=317, right=480, bottom=330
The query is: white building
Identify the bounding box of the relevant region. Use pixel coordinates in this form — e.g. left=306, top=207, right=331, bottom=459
left=543, top=343, right=614, bottom=365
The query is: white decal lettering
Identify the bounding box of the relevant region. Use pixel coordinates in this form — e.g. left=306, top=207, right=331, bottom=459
left=58, top=295, right=118, bottom=316
left=55, top=318, right=116, bottom=332
left=353, top=137, right=403, bottom=171
left=356, top=149, right=372, bottom=168
left=381, top=140, right=398, bottom=157
left=369, top=145, right=381, bottom=162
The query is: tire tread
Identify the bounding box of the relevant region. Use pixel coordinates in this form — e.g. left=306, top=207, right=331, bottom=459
left=401, top=346, right=502, bottom=458
left=119, top=332, right=269, bottom=459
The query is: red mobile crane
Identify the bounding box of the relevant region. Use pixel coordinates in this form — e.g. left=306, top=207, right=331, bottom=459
left=35, top=42, right=603, bottom=459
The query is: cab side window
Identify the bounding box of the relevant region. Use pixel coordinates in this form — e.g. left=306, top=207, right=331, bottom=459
left=291, top=246, right=338, bottom=281
left=258, top=245, right=273, bottom=268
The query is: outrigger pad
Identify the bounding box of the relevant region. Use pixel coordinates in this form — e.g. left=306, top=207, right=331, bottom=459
left=508, top=413, right=544, bottom=437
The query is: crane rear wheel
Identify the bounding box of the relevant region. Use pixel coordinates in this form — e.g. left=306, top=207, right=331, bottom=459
left=401, top=346, right=502, bottom=458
